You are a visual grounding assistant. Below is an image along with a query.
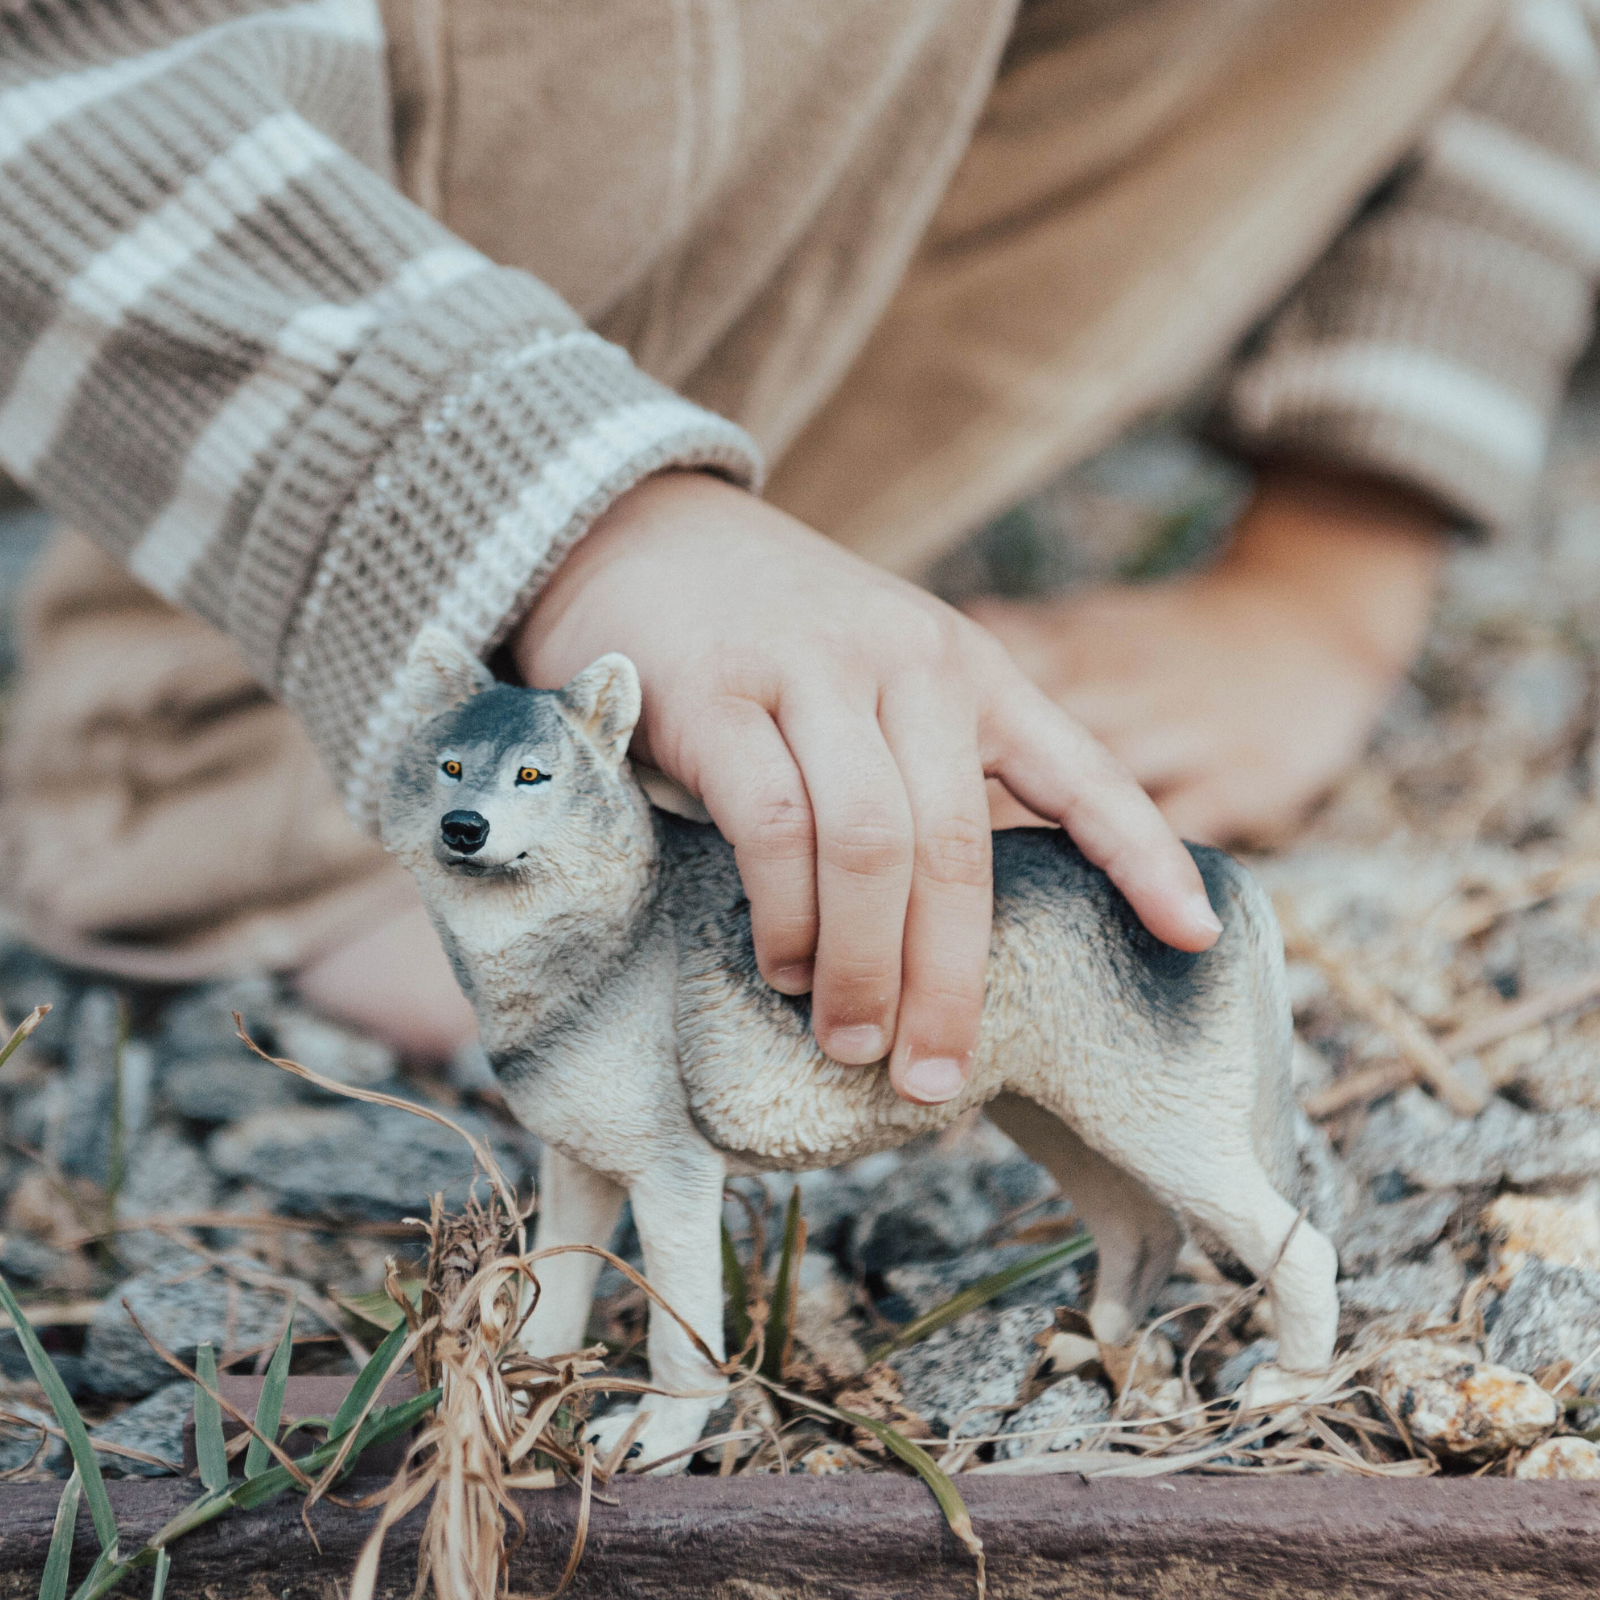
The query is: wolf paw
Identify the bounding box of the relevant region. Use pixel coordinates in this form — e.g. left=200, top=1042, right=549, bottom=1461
left=585, top=1399, right=717, bottom=1474
left=1235, top=1363, right=1327, bottom=1413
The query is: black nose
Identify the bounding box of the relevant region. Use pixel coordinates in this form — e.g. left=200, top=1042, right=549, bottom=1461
left=441, top=809, right=489, bottom=855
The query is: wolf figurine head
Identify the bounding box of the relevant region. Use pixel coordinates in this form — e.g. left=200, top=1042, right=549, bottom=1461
left=380, top=628, right=655, bottom=910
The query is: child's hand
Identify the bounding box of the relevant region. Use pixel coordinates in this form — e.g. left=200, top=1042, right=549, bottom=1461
left=511, top=471, right=1221, bottom=1106
left=968, top=467, right=1446, bottom=847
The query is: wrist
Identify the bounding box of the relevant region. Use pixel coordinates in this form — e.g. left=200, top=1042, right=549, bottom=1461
left=1218, top=463, right=1447, bottom=676
left=507, top=468, right=736, bottom=690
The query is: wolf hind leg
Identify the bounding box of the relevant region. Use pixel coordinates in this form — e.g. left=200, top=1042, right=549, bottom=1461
left=988, top=1093, right=1182, bottom=1347
left=522, top=1148, right=627, bottom=1359
left=1082, top=1112, right=1339, bottom=1398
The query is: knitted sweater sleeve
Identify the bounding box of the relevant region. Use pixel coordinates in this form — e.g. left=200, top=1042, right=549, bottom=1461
left=0, top=0, right=762, bottom=829
left=1222, top=0, right=1600, bottom=530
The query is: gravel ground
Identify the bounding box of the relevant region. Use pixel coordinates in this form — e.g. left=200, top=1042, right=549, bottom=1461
left=6, top=367, right=1600, bottom=1481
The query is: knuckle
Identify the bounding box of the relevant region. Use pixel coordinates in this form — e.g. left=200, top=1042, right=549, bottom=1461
left=914, top=815, right=992, bottom=890
left=821, top=811, right=913, bottom=881
left=741, top=792, right=816, bottom=862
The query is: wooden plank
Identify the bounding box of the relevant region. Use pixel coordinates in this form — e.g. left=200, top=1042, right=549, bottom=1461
left=1, top=1475, right=1598, bottom=1598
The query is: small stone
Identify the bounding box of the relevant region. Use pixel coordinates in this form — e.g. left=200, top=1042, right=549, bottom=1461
left=269, top=1010, right=397, bottom=1090
left=115, top=1122, right=221, bottom=1271
left=1214, top=1339, right=1278, bottom=1397
left=1485, top=1258, right=1600, bottom=1377
left=1337, top=1191, right=1461, bottom=1279
left=1483, top=1194, right=1600, bottom=1275
left=159, top=978, right=279, bottom=1058
left=1514, top=1436, right=1600, bottom=1479
left=1339, top=1243, right=1465, bottom=1334
left=160, top=1055, right=299, bottom=1123
left=998, top=1374, right=1111, bottom=1458
left=82, top=1256, right=322, bottom=1397
left=208, top=1101, right=526, bottom=1221
left=0, top=1401, right=56, bottom=1473
left=0, top=1235, right=60, bottom=1284
left=89, top=1383, right=190, bottom=1476
left=848, top=1149, right=1054, bottom=1273
left=889, top=1305, right=1051, bottom=1438
left=799, top=1440, right=869, bottom=1475
left=1292, top=1110, right=1356, bottom=1237
left=1347, top=1091, right=1600, bottom=1191
left=1372, top=1339, right=1558, bottom=1462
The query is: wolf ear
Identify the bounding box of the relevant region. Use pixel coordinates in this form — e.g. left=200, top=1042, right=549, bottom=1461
left=402, top=627, right=494, bottom=721
left=558, top=653, right=641, bottom=766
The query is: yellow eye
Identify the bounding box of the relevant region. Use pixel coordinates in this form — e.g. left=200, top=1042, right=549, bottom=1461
left=441, top=760, right=461, bottom=778
left=516, top=766, right=545, bottom=786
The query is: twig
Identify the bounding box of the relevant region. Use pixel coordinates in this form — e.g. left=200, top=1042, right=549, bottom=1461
left=1278, top=908, right=1485, bottom=1116
left=1438, top=966, right=1600, bottom=1057
left=1305, top=963, right=1600, bottom=1119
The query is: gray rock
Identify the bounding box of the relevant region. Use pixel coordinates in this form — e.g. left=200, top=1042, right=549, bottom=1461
left=880, top=1244, right=1082, bottom=1322
left=1213, top=1339, right=1278, bottom=1397
left=89, top=1383, right=190, bottom=1476
left=997, top=1374, right=1111, bottom=1459
left=160, top=1055, right=300, bottom=1123
left=849, top=1152, right=1055, bottom=1273
left=0, top=1401, right=56, bottom=1473
left=889, top=1304, right=1051, bottom=1438
left=115, top=1123, right=222, bottom=1271
left=1346, top=1090, right=1600, bottom=1191
left=82, top=1255, right=320, bottom=1397
left=208, top=1101, right=528, bottom=1221
left=1338, top=1243, right=1465, bottom=1334
left=159, top=978, right=278, bottom=1058
left=1372, top=1338, right=1559, bottom=1462
left=269, top=1010, right=396, bottom=1090
left=0, top=1235, right=60, bottom=1284
left=1485, top=1258, right=1600, bottom=1378
left=1337, top=1191, right=1461, bottom=1279
left=1293, top=1111, right=1356, bottom=1238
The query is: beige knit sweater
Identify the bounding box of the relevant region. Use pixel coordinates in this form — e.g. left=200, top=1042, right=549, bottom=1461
left=0, top=0, right=1595, bottom=834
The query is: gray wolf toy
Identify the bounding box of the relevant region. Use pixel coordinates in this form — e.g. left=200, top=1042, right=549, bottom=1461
left=382, top=628, right=1339, bottom=1469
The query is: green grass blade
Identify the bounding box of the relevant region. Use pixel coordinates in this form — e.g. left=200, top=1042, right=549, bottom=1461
left=192, top=1344, right=228, bottom=1494
left=40, top=1470, right=82, bottom=1600
left=760, top=1187, right=803, bottom=1383
left=228, top=1387, right=440, bottom=1510
left=865, top=1232, right=1095, bottom=1364
left=330, top=1321, right=407, bottom=1440
left=245, top=1314, right=293, bottom=1478
left=834, top=1407, right=986, bottom=1596
left=721, top=1222, right=751, bottom=1356
left=67, top=1544, right=126, bottom=1600
left=148, top=1549, right=170, bottom=1600
left=0, top=1004, right=48, bottom=1076
left=0, top=1273, right=117, bottom=1552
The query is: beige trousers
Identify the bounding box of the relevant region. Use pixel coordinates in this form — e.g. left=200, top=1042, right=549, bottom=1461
left=0, top=0, right=1499, bottom=978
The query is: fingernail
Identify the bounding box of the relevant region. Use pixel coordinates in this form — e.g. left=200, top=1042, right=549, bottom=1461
left=1189, top=893, right=1223, bottom=936
left=902, top=1057, right=964, bottom=1104
left=826, top=1024, right=887, bottom=1064
left=770, top=963, right=813, bottom=995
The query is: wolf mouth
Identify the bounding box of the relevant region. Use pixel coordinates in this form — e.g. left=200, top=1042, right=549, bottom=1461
left=443, top=855, right=521, bottom=878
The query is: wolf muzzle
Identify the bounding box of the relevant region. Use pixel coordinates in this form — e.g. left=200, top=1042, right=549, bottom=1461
left=441, top=809, right=490, bottom=854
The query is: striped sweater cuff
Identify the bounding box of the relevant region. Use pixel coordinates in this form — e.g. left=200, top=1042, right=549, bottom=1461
left=231, top=267, right=762, bottom=829
left=1224, top=337, right=1552, bottom=531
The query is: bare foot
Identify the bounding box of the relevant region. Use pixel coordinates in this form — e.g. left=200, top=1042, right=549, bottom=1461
left=968, top=466, right=1446, bottom=846
left=294, top=901, right=477, bottom=1063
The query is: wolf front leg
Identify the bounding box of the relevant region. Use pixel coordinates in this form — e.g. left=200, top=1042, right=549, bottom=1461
left=587, top=1149, right=730, bottom=1472
left=522, top=1147, right=627, bottom=1359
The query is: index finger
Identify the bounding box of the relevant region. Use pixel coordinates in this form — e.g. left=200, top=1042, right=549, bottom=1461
left=985, top=682, right=1222, bottom=952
